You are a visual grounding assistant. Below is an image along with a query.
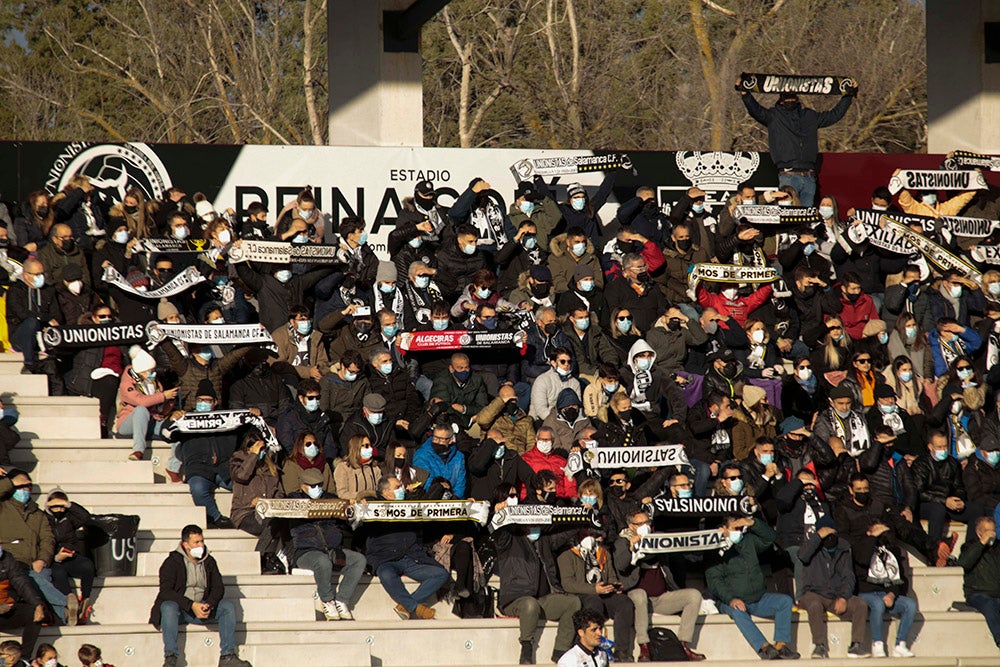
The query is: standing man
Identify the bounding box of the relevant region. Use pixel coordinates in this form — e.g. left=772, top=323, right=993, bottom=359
left=737, top=77, right=857, bottom=206
left=149, top=524, right=250, bottom=667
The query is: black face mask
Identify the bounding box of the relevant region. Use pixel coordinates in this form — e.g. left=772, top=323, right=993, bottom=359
left=0, top=238, right=7, bottom=248
left=354, top=321, right=372, bottom=335
left=676, top=239, right=692, bottom=252
left=845, top=291, right=860, bottom=303
left=561, top=407, right=580, bottom=422
left=251, top=364, right=269, bottom=377
left=540, top=491, right=555, bottom=504
left=667, top=318, right=682, bottom=332
left=36, top=206, right=49, bottom=218
left=415, top=195, right=436, bottom=210
left=636, top=271, right=650, bottom=284
left=124, top=205, right=139, bottom=215
left=394, top=457, right=406, bottom=469
left=531, top=283, right=551, bottom=299
left=643, top=199, right=659, bottom=214
left=724, top=361, right=738, bottom=376
left=800, top=286, right=816, bottom=299
left=433, top=443, right=451, bottom=457
left=543, top=322, right=559, bottom=336
left=61, top=239, right=76, bottom=253
left=853, top=491, right=871, bottom=506
left=505, top=399, right=519, bottom=416
left=821, top=533, right=839, bottom=550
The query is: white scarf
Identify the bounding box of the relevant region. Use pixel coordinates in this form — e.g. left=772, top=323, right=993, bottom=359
left=830, top=408, right=871, bottom=457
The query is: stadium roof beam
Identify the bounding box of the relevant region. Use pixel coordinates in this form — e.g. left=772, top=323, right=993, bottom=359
left=328, top=0, right=452, bottom=147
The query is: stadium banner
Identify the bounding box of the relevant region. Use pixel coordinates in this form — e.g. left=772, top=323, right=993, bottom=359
left=583, top=444, right=689, bottom=469
left=846, top=223, right=914, bottom=255
left=39, top=322, right=147, bottom=352
left=885, top=219, right=982, bottom=280
left=887, top=169, right=988, bottom=195
left=349, top=500, right=490, bottom=528
left=636, top=529, right=727, bottom=554
left=255, top=498, right=353, bottom=521
left=489, top=505, right=600, bottom=531
left=227, top=239, right=342, bottom=264
left=145, top=322, right=272, bottom=348
left=102, top=265, right=206, bottom=298
left=943, top=151, right=1000, bottom=172
left=164, top=409, right=280, bottom=451
left=645, top=495, right=755, bottom=518
left=731, top=205, right=821, bottom=225
left=510, top=153, right=634, bottom=179
left=737, top=72, right=857, bottom=95
left=4, top=142, right=1000, bottom=262
left=397, top=330, right=525, bottom=353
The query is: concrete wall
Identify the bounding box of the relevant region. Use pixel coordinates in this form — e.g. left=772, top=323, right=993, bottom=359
left=927, top=0, right=1000, bottom=153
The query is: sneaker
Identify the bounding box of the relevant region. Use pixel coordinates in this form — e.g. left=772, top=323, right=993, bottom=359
left=871, top=641, right=886, bottom=658
left=78, top=597, right=91, bottom=625
left=313, top=591, right=324, bottom=612
left=163, top=656, right=178, bottom=667
left=637, top=643, right=651, bottom=662
left=892, top=642, right=914, bottom=658
left=847, top=642, right=870, bottom=658
left=683, top=642, right=706, bottom=661
left=413, top=603, right=436, bottom=619
left=322, top=600, right=341, bottom=621
left=758, top=644, right=780, bottom=660
left=65, top=593, right=78, bottom=627
left=394, top=603, right=411, bottom=620
left=775, top=644, right=800, bottom=660
left=128, top=450, right=144, bottom=461
left=936, top=532, right=959, bottom=567
left=519, top=640, right=533, bottom=665
left=334, top=599, right=353, bottom=620
left=811, top=644, right=829, bottom=659
left=218, top=655, right=252, bottom=667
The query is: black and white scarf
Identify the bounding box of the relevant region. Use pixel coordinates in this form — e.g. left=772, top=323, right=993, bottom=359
left=939, top=335, right=967, bottom=369
left=469, top=193, right=509, bottom=247
left=830, top=408, right=871, bottom=457
left=374, top=287, right=404, bottom=322
left=404, top=280, right=442, bottom=326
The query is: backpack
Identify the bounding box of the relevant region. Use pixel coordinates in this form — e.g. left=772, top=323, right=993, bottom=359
left=649, top=627, right=689, bottom=661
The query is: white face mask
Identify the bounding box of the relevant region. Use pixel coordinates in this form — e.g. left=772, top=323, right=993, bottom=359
left=750, top=329, right=765, bottom=344
left=188, top=545, right=205, bottom=559
left=635, top=524, right=650, bottom=537
left=722, top=287, right=738, bottom=300
left=535, top=440, right=553, bottom=454
left=797, top=367, right=813, bottom=381
left=217, top=229, right=232, bottom=244
left=579, top=536, right=596, bottom=552
left=67, top=280, right=83, bottom=295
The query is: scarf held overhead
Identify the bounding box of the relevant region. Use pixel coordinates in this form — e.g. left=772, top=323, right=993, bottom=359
left=583, top=444, right=689, bottom=469
left=102, top=265, right=206, bottom=298
left=738, top=72, right=857, bottom=95
left=227, top=240, right=343, bottom=264
left=509, top=153, right=633, bottom=180
left=887, top=170, right=988, bottom=195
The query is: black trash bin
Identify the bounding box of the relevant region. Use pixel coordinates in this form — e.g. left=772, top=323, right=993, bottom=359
left=88, top=514, right=140, bottom=577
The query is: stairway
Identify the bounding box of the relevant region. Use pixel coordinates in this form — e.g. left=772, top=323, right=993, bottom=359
left=3, top=352, right=1000, bottom=666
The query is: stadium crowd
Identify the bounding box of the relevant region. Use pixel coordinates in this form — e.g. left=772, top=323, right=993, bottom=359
left=4, top=84, right=1000, bottom=666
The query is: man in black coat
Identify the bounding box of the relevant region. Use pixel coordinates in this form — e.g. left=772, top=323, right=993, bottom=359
left=229, top=348, right=292, bottom=427
left=149, top=524, right=250, bottom=667
left=5, top=258, right=62, bottom=375
left=276, top=379, right=339, bottom=460
left=466, top=434, right=536, bottom=503
left=0, top=549, right=44, bottom=655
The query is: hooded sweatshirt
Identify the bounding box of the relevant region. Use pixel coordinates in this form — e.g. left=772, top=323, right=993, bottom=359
left=177, top=543, right=208, bottom=603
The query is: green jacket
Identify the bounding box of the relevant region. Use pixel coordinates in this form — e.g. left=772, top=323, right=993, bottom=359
left=430, top=370, right=490, bottom=428
left=705, top=521, right=776, bottom=605
left=959, top=539, right=1000, bottom=598
left=509, top=198, right=562, bottom=250
left=0, top=477, right=55, bottom=567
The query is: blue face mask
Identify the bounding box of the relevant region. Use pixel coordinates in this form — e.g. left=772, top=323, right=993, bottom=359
left=476, top=287, right=491, bottom=300
left=414, top=275, right=430, bottom=289
left=31, top=274, right=45, bottom=289
left=581, top=495, right=597, bottom=507
left=571, top=242, right=586, bottom=257
left=306, top=485, right=323, bottom=499
left=519, top=201, right=534, bottom=216
left=393, top=486, right=406, bottom=501
left=432, top=319, right=449, bottom=331
left=379, top=283, right=395, bottom=294
left=367, top=411, right=383, bottom=425
left=575, top=317, right=590, bottom=331
left=526, top=527, right=542, bottom=542
left=382, top=325, right=398, bottom=338
left=958, top=368, right=974, bottom=381
left=691, top=203, right=705, bottom=214
left=297, top=320, right=312, bottom=336
left=729, top=529, right=744, bottom=545
left=617, top=318, right=632, bottom=334
left=759, top=453, right=774, bottom=466
left=878, top=332, right=889, bottom=344
left=304, top=444, right=319, bottom=459
left=113, top=230, right=130, bottom=244
left=677, top=488, right=693, bottom=499
left=12, top=489, right=30, bottom=504
left=453, top=369, right=471, bottom=383
left=379, top=362, right=393, bottom=375
left=604, top=382, right=619, bottom=394
left=197, top=350, right=213, bottom=362
left=579, top=279, right=594, bottom=293
left=986, top=451, right=1000, bottom=467
left=408, top=237, right=423, bottom=248
left=494, top=445, right=506, bottom=459
left=195, top=401, right=212, bottom=413
left=571, top=198, right=586, bottom=211
left=803, top=242, right=816, bottom=256
left=358, top=232, right=369, bottom=245
left=275, top=270, right=292, bottom=283
left=304, top=398, right=319, bottom=412
left=344, top=370, right=358, bottom=382
left=729, top=478, right=745, bottom=494
left=293, top=234, right=309, bottom=244
left=636, top=357, right=652, bottom=371
left=481, top=317, right=497, bottom=330
left=462, top=244, right=476, bottom=256
left=523, top=236, right=538, bottom=250
left=933, top=449, right=948, bottom=462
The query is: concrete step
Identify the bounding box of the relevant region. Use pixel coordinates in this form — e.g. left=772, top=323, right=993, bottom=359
left=82, top=504, right=206, bottom=530
left=0, top=393, right=99, bottom=417
left=13, top=414, right=101, bottom=439
left=28, top=460, right=154, bottom=485
left=137, top=529, right=253, bottom=553
left=135, top=549, right=259, bottom=576
left=0, top=372, right=49, bottom=397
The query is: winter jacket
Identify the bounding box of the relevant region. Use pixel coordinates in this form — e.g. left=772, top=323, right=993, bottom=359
left=964, top=454, right=1000, bottom=512
left=535, top=172, right=617, bottom=247
left=319, top=372, right=370, bottom=431
left=732, top=407, right=778, bottom=462
left=594, top=408, right=651, bottom=452
left=898, top=189, right=977, bottom=219
left=603, top=278, right=669, bottom=334
left=557, top=545, right=616, bottom=594
left=234, top=262, right=332, bottom=332
left=44, top=501, right=91, bottom=556
left=430, top=370, right=490, bottom=428
left=277, top=402, right=338, bottom=460
left=270, top=325, right=330, bottom=379
left=548, top=233, right=605, bottom=294
left=493, top=526, right=566, bottom=610
left=323, top=323, right=388, bottom=367
left=162, top=342, right=251, bottom=411
left=5, top=280, right=61, bottom=332
left=287, top=489, right=347, bottom=564
left=363, top=522, right=441, bottom=572
left=475, top=396, right=536, bottom=455
left=646, top=320, right=708, bottom=375
left=929, top=328, right=982, bottom=377
left=281, top=458, right=337, bottom=497
left=0, top=478, right=55, bottom=568
left=36, top=241, right=90, bottom=287
left=338, top=413, right=397, bottom=461
left=112, top=367, right=173, bottom=433
left=659, top=245, right=711, bottom=304
left=509, top=193, right=562, bottom=249
left=433, top=237, right=487, bottom=301
left=775, top=479, right=833, bottom=549
left=541, top=412, right=592, bottom=452
left=561, top=321, right=619, bottom=378
left=521, top=446, right=577, bottom=500
left=741, top=93, right=854, bottom=170
left=911, top=454, right=966, bottom=505
left=55, top=282, right=100, bottom=327
left=333, top=461, right=382, bottom=502
left=696, top=284, right=773, bottom=327
left=959, top=539, right=1000, bottom=598
left=367, top=366, right=421, bottom=426
left=229, top=450, right=283, bottom=528
left=149, top=547, right=225, bottom=628
left=798, top=530, right=856, bottom=599
left=166, top=427, right=238, bottom=484
left=705, top=520, right=776, bottom=605
left=229, top=368, right=293, bottom=426
left=466, top=438, right=537, bottom=502
left=0, top=550, right=43, bottom=607
left=529, top=368, right=583, bottom=421
left=412, top=437, right=467, bottom=498
left=522, top=325, right=574, bottom=382
left=66, top=344, right=121, bottom=398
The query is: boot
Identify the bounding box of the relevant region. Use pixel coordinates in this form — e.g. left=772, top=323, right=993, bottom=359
left=638, top=643, right=651, bottom=662
left=519, top=640, right=533, bottom=665
left=682, top=642, right=706, bottom=661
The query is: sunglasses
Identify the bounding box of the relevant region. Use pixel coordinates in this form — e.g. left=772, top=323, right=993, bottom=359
left=723, top=474, right=743, bottom=481
left=856, top=359, right=871, bottom=364
left=303, top=440, right=318, bottom=446
left=616, top=316, right=633, bottom=322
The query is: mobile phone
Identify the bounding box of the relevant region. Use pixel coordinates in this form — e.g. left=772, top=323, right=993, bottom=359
left=354, top=306, right=371, bottom=317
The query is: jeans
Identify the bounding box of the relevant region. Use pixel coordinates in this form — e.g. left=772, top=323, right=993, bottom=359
left=719, top=592, right=793, bottom=651
left=187, top=474, right=233, bottom=522
left=11, top=318, right=41, bottom=366
left=115, top=405, right=165, bottom=454
left=689, top=458, right=711, bottom=497
left=778, top=173, right=816, bottom=207
left=160, top=599, right=237, bottom=657
left=28, top=568, right=66, bottom=623
left=967, top=593, right=1000, bottom=645
left=51, top=555, right=96, bottom=599
left=859, top=591, right=917, bottom=644
left=375, top=556, right=449, bottom=614
left=297, top=549, right=366, bottom=605
left=504, top=594, right=582, bottom=652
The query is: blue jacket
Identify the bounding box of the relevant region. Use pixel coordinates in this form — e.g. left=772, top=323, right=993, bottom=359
left=929, top=327, right=982, bottom=377
left=412, top=436, right=467, bottom=499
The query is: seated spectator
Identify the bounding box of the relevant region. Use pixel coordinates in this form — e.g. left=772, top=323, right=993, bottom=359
left=229, top=348, right=292, bottom=427
left=696, top=280, right=773, bottom=328
left=521, top=428, right=575, bottom=500
left=732, top=386, right=778, bottom=461
left=557, top=529, right=635, bottom=663
left=367, top=348, right=421, bottom=434
left=0, top=549, right=43, bottom=658
left=612, top=508, right=706, bottom=661
left=382, top=444, right=430, bottom=497
left=287, top=468, right=365, bottom=621
left=229, top=433, right=286, bottom=575
left=113, top=346, right=177, bottom=464
left=161, top=339, right=251, bottom=412
left=149, top=524, right=250, bottom=666
left=467, top=432, right=535, bottom=504
left=927, top=270, right=985, bottom=329
left=339, top=393, right=398, bottom=461
left=703, top=349, right=745, bottom=402
left=542, top=389, right=591, bottom=452
left=929, top=319, right=982, bottom=379
left=282, top=431, right=336, bottom=497
left=603, top=253, right=668, bottom=333
left=851, top=521, right=918, bottom=658
left=865, top=384, right=920, bottom=455
left=412, top=423, right=467, bottom=499
left=163, top=381, right=239, bottom=529
left=686, top=393, right=735, bottom=495
left=364, top=477, right=450, bottom=620
left=966, top=439, right=1000, bottom=519
left=705, top=516, right=798, bottom=660
left=430, top=353, right=489, bottom=430
left=320, top=350, right=370, bottom=432
left=776, top=468, right=833, bottom=598
left=475, top=385, right=535, bottom=455
left=561, top=304, right=617, bottom=378
left=530, top=347, right=582, bottom=421
left=912, top=431, right=983, bottom=565
left=42, top=489, right=94, bottom=626
left=333, top=435, right=382, bottom=502
left=277, top=379, right=338, bottom=459
left=796, top=516, right=870, bottom=659
left=268, top=304, right=329, bottom=386
left=582, top=364, right=624, bottom=423
left=6, top=258, right=62, bottom=377
left=739, top=438, right=786, bottom=509
left=960, top=516, right=1000, bottom=648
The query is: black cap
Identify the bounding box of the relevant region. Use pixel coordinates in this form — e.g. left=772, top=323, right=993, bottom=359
left=415, top=180, right=436, bottom=197
left=515, top=181, right=540, bottom=202
left=828, top=384, right=853, bottom=400
left=874, top=384, right=896, bottom=400
left=195, top=379, right=217, bottom=399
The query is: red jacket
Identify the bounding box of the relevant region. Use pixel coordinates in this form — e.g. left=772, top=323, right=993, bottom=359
left=697, top=284, right=773, bottom=326
left=837, top=293, right=878, bottom=340
left=604, top=240, right=666, bottom=282
left=520, top=446, right=577, bottom=500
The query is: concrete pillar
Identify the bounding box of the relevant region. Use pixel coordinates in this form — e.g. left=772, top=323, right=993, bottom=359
left=327, top=0, right=424, bottom=147
left=927, top=0, right=1000, bottom=153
